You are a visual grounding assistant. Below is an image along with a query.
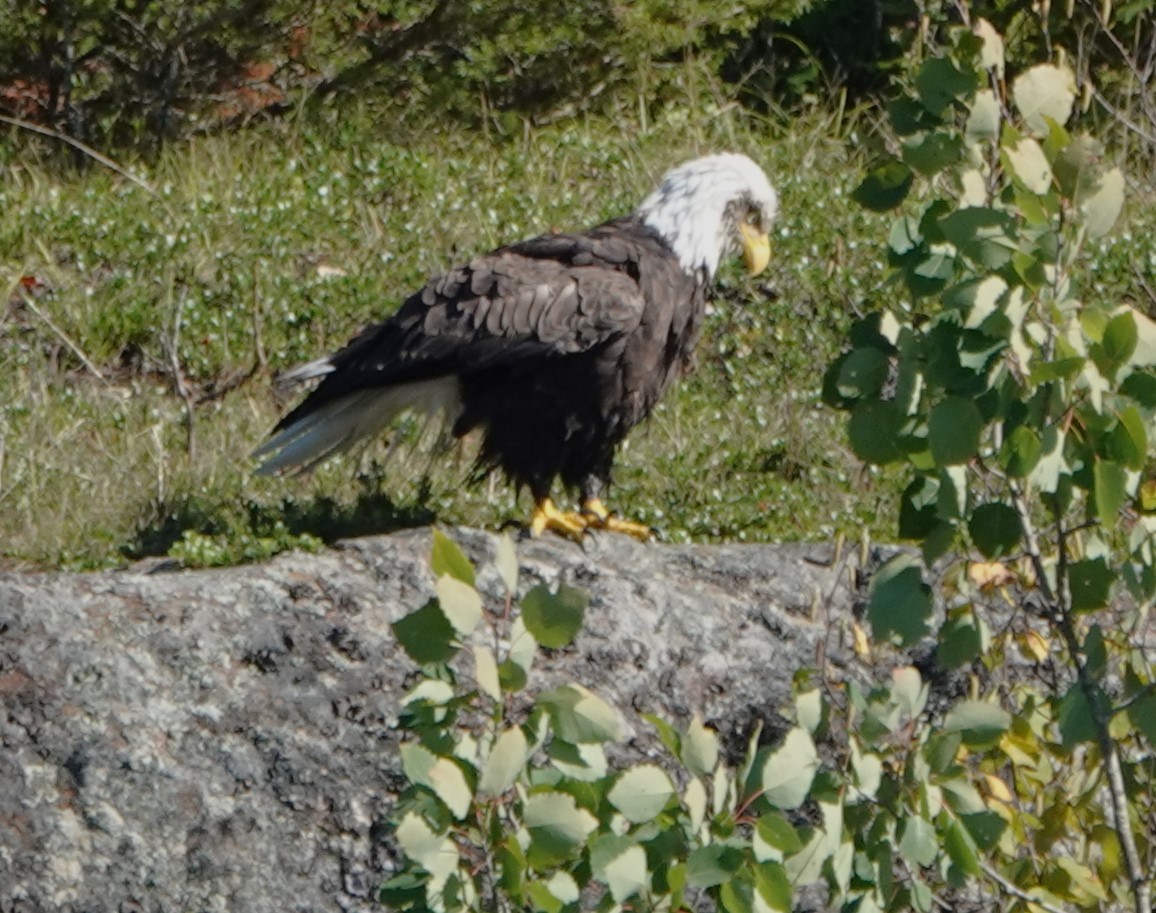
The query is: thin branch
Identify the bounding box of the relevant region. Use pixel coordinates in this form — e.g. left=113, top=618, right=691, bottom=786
left=1053, top=607, right=1151, bottom=913
left=19, top=291, right=107, bottom=383
left=979, top=861, right=1073, bottom=913
left=0, top=114, right=157, bottom=196
left=1088, top=84, right=1156, bottom=147
left=165, top=286, right=197, bottom=459
left=1009, top=479, right=1151, bottom=913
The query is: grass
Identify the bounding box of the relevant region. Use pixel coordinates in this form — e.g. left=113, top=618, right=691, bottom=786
left=2, top=97, right=1153, bottom=569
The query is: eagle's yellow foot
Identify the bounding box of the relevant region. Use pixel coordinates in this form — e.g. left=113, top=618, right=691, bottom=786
left=582, top=499, right=654, bottom=542
left=529, top=498, right=590, bottom=541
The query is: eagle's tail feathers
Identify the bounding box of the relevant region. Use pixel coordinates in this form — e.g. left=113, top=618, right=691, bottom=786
left=253, top=377, right=462, bottom=476
left=274, top=356, right=336, bottom=390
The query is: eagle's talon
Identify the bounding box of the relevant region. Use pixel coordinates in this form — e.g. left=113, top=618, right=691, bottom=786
left=530, top=498, right=590, bottom=542
left=580, top=499, right=653, bottom=541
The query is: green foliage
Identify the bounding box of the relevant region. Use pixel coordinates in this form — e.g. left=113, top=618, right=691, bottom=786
left=385, top=533, right=829, bottom=912
left=825, top=14, right=1156, bottom=912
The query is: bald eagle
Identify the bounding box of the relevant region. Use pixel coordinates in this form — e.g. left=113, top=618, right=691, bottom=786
left=254, top=153, right=778, bottom=540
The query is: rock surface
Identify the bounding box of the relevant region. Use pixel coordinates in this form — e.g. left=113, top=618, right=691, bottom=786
left=0, top=528, right=866, bottom=913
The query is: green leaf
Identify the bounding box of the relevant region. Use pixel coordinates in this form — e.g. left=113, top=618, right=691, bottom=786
left=431, top=528, right=475, bottom=585
left=835, top=347, right=891, bottom=399
left=943, top=818, right=981, bottom=877
left=1095, top=311, right=1138, bottom=379
left=494, top=532, right=518, bottom=594
left=755, top=861, right=792, bottom=912
left=916, top=57, right=978, bottom=116
left=899, top=816, right=937, bottom=868
left=938, top=207, right=1015, bottom=269
left=756, top=813, right=804, bottom=855
left=1110, top=407, right=1150, bottom=471
left=401, top=744, right=473, bottom=819
left=1029, top=357, right=1085, bottom=384
left=1127, top=691, right=1156, bottom=747
left=400, top=742, right=439, bottom=786
left=521, top=583, right=587, bottom=649
left=1004, top=137, right=1053, bottom=193
left=527, top=872, right=579, bottom=911
left=607, top=764, right=675, bottom=823
left=590, top=837, right=648, bottom=902
left=795, top=687, right=823, bottom=735
left=379, top=871, right=428, bottom=909
left=759, top=727, right=819, bottom=810
left=435, top=575, right=482, bottom=637
left=549, top=738, right=607, bottom=781
left=850, top=746, right=883, bottom=800
left=539, top=683, right=622, bottom=743
left=965, top=88, right=1000, bottom=140
left=903, top=131, right=963, bottom=176
left=900, top=476, right=941, bottom=539
left=941, top=700, right=1010, bottom=747
left=929, top=396, right=983, bottom=466
left=681, top=714, right=720, bottom=777
left=392, top=599, right=458, bottom=664
left=1094, top=459, right=1128, bottom=523
left=1121, top=371, right=1156, bottom=407
left=1001, top=425, right=1042, bottom=478
left=1012, top=64, right=1076, bottom=135
left=1081, top=167, right=1125, bottom=238
left=974, top=19, right=1005, bottom=74
left=1054, top=132, right=1104, bottom=198
left=686, top=844, right=746, bottom=888
left=524, top=792, right=597, bottom=867
left=719, top=876, right=752, bottom=913
left=852, top=159, right=914, bottom=211
left=1068, top=558, right=1114, bottom=611
left=1058, top=684, right=1099, bottom=748
left=960, top=811, right=1007, bottom=850
left=473, top=645, right=501, bottom=701
left=968, top=502, right=1022, bottom=558
left=498, top=659, right=527, bottom=693
left=892, top=666, right=927, bottom=717
left=938, top=611, right=982, bottom=669
left=478, top=726, right=528, bottom=796
left=396, top=811, right=458, bottom=884
left=426, top=757, right=472, bottom=820
left=849, top=400, right=908, bottom=465
left=868, top=553, right=934, bottom=645
left=1056, top=857, right=1110, bottom=903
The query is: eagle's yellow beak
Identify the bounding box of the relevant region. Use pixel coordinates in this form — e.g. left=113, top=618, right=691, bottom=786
left=739, top=223, right=771, bottom=276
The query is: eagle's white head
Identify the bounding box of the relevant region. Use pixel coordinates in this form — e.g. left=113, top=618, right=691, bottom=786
left=638, top=153, right=778, bottom=279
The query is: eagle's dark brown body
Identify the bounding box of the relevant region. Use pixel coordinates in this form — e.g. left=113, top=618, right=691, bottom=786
left=272, top=216, right=704, bottom=502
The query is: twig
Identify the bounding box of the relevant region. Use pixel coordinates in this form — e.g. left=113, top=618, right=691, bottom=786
left=979, top=861, right=1073, bottom=913
left=251, top=262, right=267, bottom=370
left=1052, top=606, right=1151, bottom=913
left=1088, top=85, right=1156, bottom=148
left=0, top=113, right=157, bottom=196
left=1009, top=481, right=1151, bottom=913
left=19, top=291, right=107, bottom=382
left=165, top=286, right=197, bottom=459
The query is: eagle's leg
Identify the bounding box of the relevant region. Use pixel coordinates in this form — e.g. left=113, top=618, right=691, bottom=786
left=529, top=497, right=590, bottom=541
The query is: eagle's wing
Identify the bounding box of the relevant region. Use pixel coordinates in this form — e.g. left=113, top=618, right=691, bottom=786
left=333, top=244, right=645, bottom=383
left=254, top=235, right=648, bottom=473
